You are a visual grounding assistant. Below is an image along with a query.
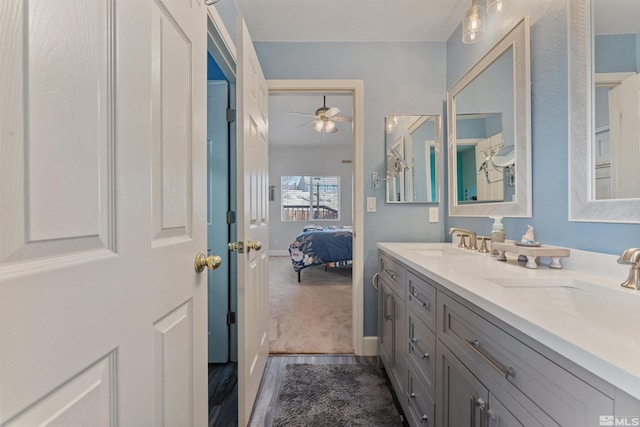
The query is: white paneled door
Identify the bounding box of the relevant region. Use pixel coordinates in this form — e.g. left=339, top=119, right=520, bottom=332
left=0, top=0, right=208, bottom=425
left=236, top=18, right=270, bottom=427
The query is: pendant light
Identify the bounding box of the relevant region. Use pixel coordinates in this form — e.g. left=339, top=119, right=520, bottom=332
left=462, top=0, right=485, bottom=44
left=487, top=0, right=505, bottom=15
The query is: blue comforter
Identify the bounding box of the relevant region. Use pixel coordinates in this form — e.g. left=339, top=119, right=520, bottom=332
left=288, top=227, right=353, bottom=272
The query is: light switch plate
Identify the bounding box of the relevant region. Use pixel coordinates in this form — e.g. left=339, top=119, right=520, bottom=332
left=367, top=197, right=376, bottom=213
left=429, top=207, right=439, bottom=223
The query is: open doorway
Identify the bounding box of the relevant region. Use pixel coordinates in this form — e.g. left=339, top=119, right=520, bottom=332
left=267, top=92, right=354, bottom=354
left=268, top=80, right=366, bottom=357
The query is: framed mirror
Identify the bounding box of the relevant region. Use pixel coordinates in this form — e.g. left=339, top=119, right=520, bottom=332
left=384, top=115, right=441, bottom=203
left=447, top=16, right=531, bottom=217
left=569, top=0, right=640, bottom=223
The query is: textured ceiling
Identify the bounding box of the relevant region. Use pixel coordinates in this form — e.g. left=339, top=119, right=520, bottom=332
left=236, top=0, right=470, bottom=42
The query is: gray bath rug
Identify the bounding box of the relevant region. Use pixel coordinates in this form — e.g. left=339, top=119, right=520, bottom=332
left=272, top=363, right=403, bottom=426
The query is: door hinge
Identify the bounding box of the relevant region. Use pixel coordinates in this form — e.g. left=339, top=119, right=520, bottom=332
left=226, top=108, right=236, bottom=123
left=226, top=211, right=236, bottom=224
left=227, top=311, right=236, bottom=325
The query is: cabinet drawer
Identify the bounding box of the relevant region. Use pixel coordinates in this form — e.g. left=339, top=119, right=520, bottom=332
left=406, top=310, right=436, bottom=397
left=379, top=253, right=405, bottom=297
left=405, top=362, right=435, bottom=426
left=438, top=292, right=612, bottom=426
left=406, top=270, right=436, bottom=331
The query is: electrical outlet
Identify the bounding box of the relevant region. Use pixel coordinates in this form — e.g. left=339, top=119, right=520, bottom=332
left=429, top=207, right=439, bottom=223
left=367, top=197, right=376, bottom=213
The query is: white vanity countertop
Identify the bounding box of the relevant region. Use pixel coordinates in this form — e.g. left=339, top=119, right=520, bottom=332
left=377, top=242, right=640, bottom=401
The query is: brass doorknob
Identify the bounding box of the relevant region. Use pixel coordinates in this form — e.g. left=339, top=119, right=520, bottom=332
left=247, top=240, right=262, bottom=252
left=194, top=252, right=222, bottom=273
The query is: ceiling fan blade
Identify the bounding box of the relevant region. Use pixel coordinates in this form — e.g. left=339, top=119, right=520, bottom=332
left=325, top=107, right=341, bottom=117
left=289, top=111, right=318, bottom=118
left=333, top=116, right=352, bottom=123
left=294, top=119, right=318, bottom=128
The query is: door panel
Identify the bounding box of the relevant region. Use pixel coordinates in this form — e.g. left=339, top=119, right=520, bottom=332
left=207, top=80, right=230, bottom=363
left=237, top=17, right=269, bottom=426
left=0, top=0, right=207, bottom=425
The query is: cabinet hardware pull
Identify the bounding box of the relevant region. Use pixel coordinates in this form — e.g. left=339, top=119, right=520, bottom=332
left=469, top=397, right=475, bottom=427
left=410, top=291, right=431, bottom=310
left=408, top=339, right=429, bottom=359
left=384, top=268, right=397, bottom=279
left=407, top=393, right=428, bottom=423
left=384, top=292, right=393, bottom=321
left=464, top=339, right=515, bottom=379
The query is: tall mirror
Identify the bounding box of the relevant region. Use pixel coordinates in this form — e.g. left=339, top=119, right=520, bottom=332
left=448, top=16, right=531, bottom=217
left=569, top=0, right=640, bottom=223
left=385, top=115, right=441, bottom=203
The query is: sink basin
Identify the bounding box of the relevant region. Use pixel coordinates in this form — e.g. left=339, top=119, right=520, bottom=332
left=487, top=277, right=640, bottom=325
left=413, top=248, right=474, bottom=257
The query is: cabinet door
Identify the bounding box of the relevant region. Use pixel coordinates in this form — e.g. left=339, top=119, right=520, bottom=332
left=437, top=344, right=488, bottom=427
left=379, top=281, right=394, bottom=368
left=393, top=289, right=406, bottom=395
left=487, top=393, right=524, bottom=427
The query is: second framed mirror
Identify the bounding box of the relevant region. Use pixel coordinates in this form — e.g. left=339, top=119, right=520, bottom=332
left=385, top=114, right=441, bottom=203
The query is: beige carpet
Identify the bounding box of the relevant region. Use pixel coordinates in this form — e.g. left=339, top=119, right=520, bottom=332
left=269, top=256, right=353, bottom=354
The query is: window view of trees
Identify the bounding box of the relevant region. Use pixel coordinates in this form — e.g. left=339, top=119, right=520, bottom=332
left=281, top=176, right=340, bottom=221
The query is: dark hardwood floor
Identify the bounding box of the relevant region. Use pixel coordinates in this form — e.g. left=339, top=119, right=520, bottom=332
left=208, top=362, right=238, bottom=427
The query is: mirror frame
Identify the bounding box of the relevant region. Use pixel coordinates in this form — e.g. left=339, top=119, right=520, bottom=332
left=568, top=0, right=640, bottom=223
left=447, top=16, right=532, bottom=217
left=385, top=115, right=441, bottom=204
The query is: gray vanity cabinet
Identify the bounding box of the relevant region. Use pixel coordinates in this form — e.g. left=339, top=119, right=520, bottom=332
left=377, top=249, right=628, bottom=427
left=437, top=291, right=612, bottom=426
left=378, top=253, right=406, bottom=397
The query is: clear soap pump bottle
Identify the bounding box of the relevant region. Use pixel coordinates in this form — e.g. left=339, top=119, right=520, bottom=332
left=490, top=216, right=505, bottom=256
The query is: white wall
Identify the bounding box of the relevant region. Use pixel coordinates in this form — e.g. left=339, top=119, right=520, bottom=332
left=269, top=145, right=353, bottom=252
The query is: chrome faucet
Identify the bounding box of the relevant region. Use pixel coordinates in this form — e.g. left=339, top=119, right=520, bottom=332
left=617, top=248, right=640, bottom=290
left=448, top=227, right=478, bottom=251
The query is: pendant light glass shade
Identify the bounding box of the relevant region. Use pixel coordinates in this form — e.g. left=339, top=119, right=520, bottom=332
left=462, top=0, right=485, bottom=44
left=487, top=0, right=504, bottom=15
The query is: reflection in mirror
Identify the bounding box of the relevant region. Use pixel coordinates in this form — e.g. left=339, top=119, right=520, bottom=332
left=592, top=0, right=640, bottom=200
left=455, top=113, right=515, bottom=203
left=385, top=115, right=440, bottom=203
left=568, top=0, right=640, bottom=223
left=448, top=16, right=531, bottom=217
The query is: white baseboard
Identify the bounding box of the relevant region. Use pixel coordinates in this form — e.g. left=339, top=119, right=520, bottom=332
left=362, top=336, right=378, bottom=357
left=269, top=250, right=289, bottom=257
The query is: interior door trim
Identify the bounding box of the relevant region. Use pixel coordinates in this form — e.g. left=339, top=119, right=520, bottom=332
left=268, top=79, right=365, bottom=356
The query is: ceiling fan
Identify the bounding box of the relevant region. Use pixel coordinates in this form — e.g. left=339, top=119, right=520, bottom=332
left=289, top=96, right=352, bottom=133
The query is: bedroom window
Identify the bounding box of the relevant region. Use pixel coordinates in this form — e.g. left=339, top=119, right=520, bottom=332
left=281, top=176, right=340, bottom=221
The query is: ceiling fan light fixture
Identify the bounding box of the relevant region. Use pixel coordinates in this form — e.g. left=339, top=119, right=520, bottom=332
left=314, top=120, right=325, bottom=132
left=324, top=120, right=336, bottom=133
left=462, top=0, right=484, bottom=44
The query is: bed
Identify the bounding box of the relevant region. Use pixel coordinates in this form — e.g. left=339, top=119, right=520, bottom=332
left=288, top=225, right=353, bottom=282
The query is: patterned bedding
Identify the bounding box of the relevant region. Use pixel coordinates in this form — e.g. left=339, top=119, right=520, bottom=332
left=288, top=226, right=353, bottom=281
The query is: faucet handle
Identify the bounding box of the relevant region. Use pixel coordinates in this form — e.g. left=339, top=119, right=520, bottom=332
left=457, top=234, right=468, bottom=249
left=478, top=237, right=490, bottom=253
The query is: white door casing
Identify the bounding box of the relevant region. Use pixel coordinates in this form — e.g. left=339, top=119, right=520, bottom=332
left=236, top=17, right=270, bottom=426
left=267, top=79, right=366, bottom=356
left=0, top=0, right=207, bottom=425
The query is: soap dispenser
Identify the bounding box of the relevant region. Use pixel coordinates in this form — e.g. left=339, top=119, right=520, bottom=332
left=490, top=216, right=505, bottom=256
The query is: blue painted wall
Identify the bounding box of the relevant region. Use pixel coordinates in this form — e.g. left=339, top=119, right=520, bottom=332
left=252, top=42, right=447, bottom=336
left=446, top=1, right=640, bottom=256
left=214, top=0, right=640, bottom=339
